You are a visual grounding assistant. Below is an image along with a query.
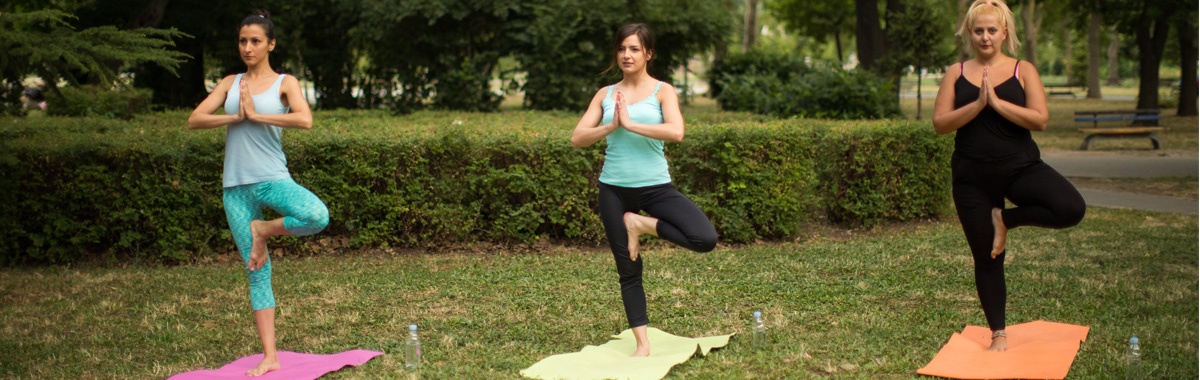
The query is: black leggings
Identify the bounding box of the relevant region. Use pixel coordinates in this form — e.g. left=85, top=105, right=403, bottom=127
left=599, top=182, right=718, bottom=328
left=952, top=152, right=1086, bottom=331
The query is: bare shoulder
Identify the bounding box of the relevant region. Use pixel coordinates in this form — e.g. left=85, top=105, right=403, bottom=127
left=1018, top=60, right=1041, bottom=76
left=281, top=74, right=301, bottom=86
left=657, top=81, right=679, bottom=99
left=590, top=86, right=612, bottom=103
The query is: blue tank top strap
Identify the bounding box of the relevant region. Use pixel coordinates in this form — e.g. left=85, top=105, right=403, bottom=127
left=652, top=81, right=662, bottom=96
left=269, top=74, right=287, bottom=92
left=604, top=85, right=614, bottom=100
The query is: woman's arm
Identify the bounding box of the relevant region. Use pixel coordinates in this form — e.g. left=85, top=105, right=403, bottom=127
left=241, top=76, right=313, bottom=129
left=932, top=63, right=987, bottom=135
left=988, top=60, right=1049, bottom=131
left=570, top=88, right=618, bottom=148
left=187, top=76, right=242, bottom=130
left=617, top=83, right=685, bottom=142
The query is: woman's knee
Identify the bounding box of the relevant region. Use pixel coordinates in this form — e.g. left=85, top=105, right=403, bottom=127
left=287, top=202, right=329, bottom=236
left=1059, top=199, right=1086, bottom=228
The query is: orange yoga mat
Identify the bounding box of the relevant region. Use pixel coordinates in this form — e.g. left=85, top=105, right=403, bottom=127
left=917, top=321, right=1090, bottom=380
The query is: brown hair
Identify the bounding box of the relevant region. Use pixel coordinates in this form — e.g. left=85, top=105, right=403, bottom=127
left=239, top=10, right=275, bottom=41
left=601, top=23, right=655, bottom=76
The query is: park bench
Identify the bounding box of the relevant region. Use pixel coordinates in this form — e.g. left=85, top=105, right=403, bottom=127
left=1044, top=84, right=1082, bottom=98
left=1075, top=109, right=1164, bottom=150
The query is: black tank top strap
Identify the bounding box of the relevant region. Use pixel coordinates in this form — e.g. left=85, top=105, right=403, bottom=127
left=1014, top=60, right=1020, bottom=79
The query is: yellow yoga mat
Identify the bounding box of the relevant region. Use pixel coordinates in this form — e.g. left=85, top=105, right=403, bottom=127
left=520, top=327, right=734, bottom=380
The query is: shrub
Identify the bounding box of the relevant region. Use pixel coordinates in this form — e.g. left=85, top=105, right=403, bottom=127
left=0, top=110, right=951, bottom=264
left=715, top=63, right=900, bottom=120
left=708, top=50, right=811, bottom=99
left=45, top=85, right=152, bottom=119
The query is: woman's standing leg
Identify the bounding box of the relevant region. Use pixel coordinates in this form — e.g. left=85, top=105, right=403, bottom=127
left=598, top=184, right=652, bottom=356
left=952, top=161, right=1010, bottom=351
left=223, top=185, right=281, bottom=376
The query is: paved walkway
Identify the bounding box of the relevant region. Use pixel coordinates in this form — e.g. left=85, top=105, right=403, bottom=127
left=1042, top=154, right=1198, bottom=215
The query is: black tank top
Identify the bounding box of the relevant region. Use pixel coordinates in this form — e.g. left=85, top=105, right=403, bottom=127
left=952, top=61, right=1037, bottom=161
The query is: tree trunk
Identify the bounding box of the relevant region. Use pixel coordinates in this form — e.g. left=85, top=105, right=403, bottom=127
left=957, top=0, right=971, bottom=62
left=1134, top=1, right=1169, bottom=115
left=1021, top=0, right=1043, bottom=66
left=1062, top=19, right=1074, bottom=83
left=916, top=67, right=923, bottom=120
left=1086, top=10, right=1102, bottom=98
left=1178, top=13, right=1198, bottom=116
left=743, top=0, right=758, bottom=51
left=854, top=0, right=885, bottom=70
left=1106, top=26, right=1121, bottom=85
left=835, top=31, right=844, bottom=64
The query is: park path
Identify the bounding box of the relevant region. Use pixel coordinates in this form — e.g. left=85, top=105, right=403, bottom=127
left=1043, top=153, right=1198, bottom=215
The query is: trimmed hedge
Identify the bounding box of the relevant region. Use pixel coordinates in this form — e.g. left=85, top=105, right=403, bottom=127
left=0, top=111, right=951, bottom=264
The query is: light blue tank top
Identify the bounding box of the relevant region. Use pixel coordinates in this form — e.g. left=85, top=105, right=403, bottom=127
left=598, top=82, right=672, bottom=187
left=222, top=73, right=291, bottom=188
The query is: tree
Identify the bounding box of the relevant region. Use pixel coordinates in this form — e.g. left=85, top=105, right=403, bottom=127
left=0, top=9, right=189, bottom=115
left=1176, top=6, right=1197, bottom=116
left=769, top=0, right=855, bottom=63
left=1086, top=6, right=1102, bottom=98
left=1106, top=25, right=1120, bottom=85
left=881, top=0, right=956, bottom=119
left=743, top=0, right=759, bottom=50
left=1020, top=0, right=1044, bottom=66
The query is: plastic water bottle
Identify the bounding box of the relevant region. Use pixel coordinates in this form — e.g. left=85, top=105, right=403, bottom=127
left=752, top=311, right=765, bottom=346
left=1126, top=336, right=1141, bottom=380
left=405, top=324, right=421, bottom=370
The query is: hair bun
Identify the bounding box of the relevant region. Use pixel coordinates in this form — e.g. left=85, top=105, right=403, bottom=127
left=251, top=9, right=271, bottom=20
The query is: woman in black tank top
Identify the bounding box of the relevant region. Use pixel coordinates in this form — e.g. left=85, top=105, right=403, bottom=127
left=932, top=0, right=1085, bottom=352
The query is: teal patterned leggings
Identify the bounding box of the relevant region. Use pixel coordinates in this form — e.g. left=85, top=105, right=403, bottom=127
left=223, top=177, right=329, bottom=310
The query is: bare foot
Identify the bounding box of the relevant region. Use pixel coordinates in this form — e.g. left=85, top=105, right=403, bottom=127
left=990, top=208, right=1007, bottom=259
left=246, top=354, right=280, bottom=376
left=249, top=220, right=268, bottom=271
left=631, top=345, right=650, bottom=357
left=624, top=212, right=643, bottom=261
left=986, top=332, right=1008, bottom=352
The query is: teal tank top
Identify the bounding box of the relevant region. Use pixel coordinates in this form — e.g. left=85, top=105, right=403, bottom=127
left=222, top=73, right=291, bottom=188
left=598, top=82, right=672, bottom=187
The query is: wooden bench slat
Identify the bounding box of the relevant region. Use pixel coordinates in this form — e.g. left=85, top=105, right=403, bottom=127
left=1075, top=115, right=1163, bottom=122
left=1078, top=127, right=1165, bottom=134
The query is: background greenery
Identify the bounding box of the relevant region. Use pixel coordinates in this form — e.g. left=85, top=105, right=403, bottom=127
left=0, top=208, right=1193, bottom=379
left=0, top=109, right=951, bottom=264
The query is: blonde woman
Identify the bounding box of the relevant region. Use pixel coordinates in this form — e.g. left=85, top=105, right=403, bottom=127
left=932, top=0, right=1085, bottom=352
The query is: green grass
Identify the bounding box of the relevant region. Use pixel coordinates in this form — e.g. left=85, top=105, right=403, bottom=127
left=1, top=207, right=1194, bottom=379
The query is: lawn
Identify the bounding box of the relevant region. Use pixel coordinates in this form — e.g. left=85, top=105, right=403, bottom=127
left=1, top=207, right=1195, bottom=379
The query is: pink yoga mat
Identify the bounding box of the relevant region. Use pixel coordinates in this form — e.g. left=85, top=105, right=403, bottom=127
left=168, top=350, right=383, bottom=380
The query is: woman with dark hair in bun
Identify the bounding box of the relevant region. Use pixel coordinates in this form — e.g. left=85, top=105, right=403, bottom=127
left=570, top=23, right=718, bottom=357
left=187, top=10, right=328, bottom=375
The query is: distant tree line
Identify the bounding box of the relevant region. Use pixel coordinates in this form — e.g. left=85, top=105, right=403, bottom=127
left=3, top=0, right=734, bottom=113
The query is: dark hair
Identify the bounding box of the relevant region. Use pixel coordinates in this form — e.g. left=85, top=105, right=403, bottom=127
left=239, top=10, right=275, bottom=41
left=602, top=23, right=655, bottom=76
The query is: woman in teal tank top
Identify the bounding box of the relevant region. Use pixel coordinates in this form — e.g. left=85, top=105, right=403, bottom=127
left=570, top=23, right=718, bottom=358
left=186, top=11, right=328, bottom=376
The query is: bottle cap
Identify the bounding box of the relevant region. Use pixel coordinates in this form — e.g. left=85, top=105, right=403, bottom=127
left=1130, top=336, right=1138, bottom=344
left=409, top=324, right=418, bottom=331
left=753, top=311, right=761, bottom=318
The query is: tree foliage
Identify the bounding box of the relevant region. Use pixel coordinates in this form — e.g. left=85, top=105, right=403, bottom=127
left=0, top=9, right=189, bottom=115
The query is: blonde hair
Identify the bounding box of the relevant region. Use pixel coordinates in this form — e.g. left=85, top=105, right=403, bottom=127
left=956, top=0, right=1021, bottom=56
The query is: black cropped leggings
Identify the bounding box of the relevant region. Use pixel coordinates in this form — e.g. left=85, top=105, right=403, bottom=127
left=952, top=153, right=1086, bottom=331
left=599, top=182, right=718, bottom=328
